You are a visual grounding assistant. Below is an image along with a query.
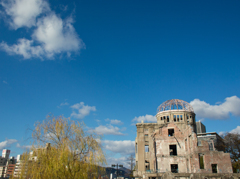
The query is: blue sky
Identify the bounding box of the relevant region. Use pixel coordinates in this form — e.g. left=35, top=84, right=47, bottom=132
left=0, top=0, right=240, bottom=167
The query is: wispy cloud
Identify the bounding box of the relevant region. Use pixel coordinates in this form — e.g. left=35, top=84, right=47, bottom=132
left=70, top=102, right=96, bottom=119
left=3, top=81, right=8, bottom=84
left=110, top=119, right=123, bottom=125
left=16, top=143, right=31, bottom=150
left=60, top=102, right=69, bottom=106
left=190, top=96, right=240, bottom=120
left=57, top=101, right=69, bottom=108
left=58, top=102, right=69, bottom=108
left=105, top=119, right=123, bottom=125
left=0, top=0, right=85, bottom=60
left=95, top=119, right=101, bottom=124
left=132, top=114, right=157, bottom=124
left=90, top=125, right=125, bottom=136
left=103, top=140, right=135, bottom=155
left=0, top=139, right=17, bottom=150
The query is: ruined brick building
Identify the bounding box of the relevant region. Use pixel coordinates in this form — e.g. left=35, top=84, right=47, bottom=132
left=134, top=99, right=235, bottom=179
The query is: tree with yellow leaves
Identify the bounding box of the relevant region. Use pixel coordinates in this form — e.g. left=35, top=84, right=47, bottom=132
left=15, top=115, right=106, bottom=179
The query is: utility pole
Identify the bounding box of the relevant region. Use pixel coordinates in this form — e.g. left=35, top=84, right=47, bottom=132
left=127, top=154, right=135, bottom=171
left=127, top=154, right=135, bottom=178
left=111, top=164, right=123, bottom=177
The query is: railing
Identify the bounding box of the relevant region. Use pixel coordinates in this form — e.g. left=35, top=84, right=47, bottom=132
left=146, top=169, right=161, bottom=173
left=171, top=169, right=178, bottom=173
left=197, top=132, right=217, bottom=136
left=134, top=169, right=162, bottom=176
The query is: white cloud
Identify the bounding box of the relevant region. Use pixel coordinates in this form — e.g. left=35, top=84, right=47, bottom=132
left=190, top=96, right=240, bottom=120
left=32, top=14, right=85, bottom=57
left=0, top=139, right=17, bottom=150
left=218, top=126, right=240, bottom=136
left=95, top=119, right=101, bottom=123
left=230, top=126, right=240, bottom=134
left=106, top=119, right=123, bottom=125
left=218, top=131, right=225, bottom=136
left=60, top=102, right=69, bottom=106
left=70, top=102, right=96, bottom=119
left=57, top=101, right=69, bottom=108
left=0, top=39, right=44, bottom=59
left=132, top=114, right=157, bottom=123
left=0, top=0, right=85, bottom=59
left=92, top=125, right=124, bottom=136
left=0, top=0, right=50, bottom=29
left=197, top=118, right=205, bottom=122
left=16, top=143, right=31, bottom=150
left=103, top=140, right=135, bottom=155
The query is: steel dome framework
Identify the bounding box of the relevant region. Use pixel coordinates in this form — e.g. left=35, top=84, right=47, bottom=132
left=157, top=99, right=194, bottom=113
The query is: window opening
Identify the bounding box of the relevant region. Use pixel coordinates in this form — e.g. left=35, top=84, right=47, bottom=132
left=135, top=143, right=138, bottom=153
left=145, top=145, right=149, bottom=152
left=199, top=154, right=204, bottom=169
left=208, top=141, right=213, bottom=151
left=155, top=142, right=158, bottom=170
left=161, top=117, right=162, bottom=120
left=163, top=116, right=166, bottom=120
left=187, top=115, right=189, bottom=119
left=174, top=115, right=176, bottom=122
left=167, top=116, right=169, bottom=122
left=171, top=164, right=178, bottom=173
left=145, top=134, right=148, bottom=137
left=154, top=141, right=157, bottom=153
left=190, top=116, right=192, bottom=118
left=180, top=115, right=183, bottom=120
left=145, top=160, right=150, bottom=171
left=168, top=129, right=174, bottom=136
left=169, top=145, right=177, bottom=156
left=212, top=164, right=217, bottom=173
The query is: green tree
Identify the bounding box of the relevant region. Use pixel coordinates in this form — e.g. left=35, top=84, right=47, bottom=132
left=17, top=115, right=106, bottom=179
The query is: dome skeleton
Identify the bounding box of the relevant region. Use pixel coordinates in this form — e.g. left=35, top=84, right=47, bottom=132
left=157, top=99, right=194, bottom=113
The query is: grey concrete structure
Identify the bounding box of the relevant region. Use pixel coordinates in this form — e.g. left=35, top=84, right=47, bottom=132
left=196, top=121, right=206, bottom=134
left=134, top=99, right=235, bottom=179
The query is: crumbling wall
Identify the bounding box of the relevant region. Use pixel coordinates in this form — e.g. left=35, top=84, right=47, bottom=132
left=190, top=140, right=233, bottom=173
left=155, top=123, right=193, bottom=173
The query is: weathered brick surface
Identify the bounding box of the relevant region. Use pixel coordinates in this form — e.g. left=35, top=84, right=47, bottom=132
left=135, top=110, right=233, bottom=179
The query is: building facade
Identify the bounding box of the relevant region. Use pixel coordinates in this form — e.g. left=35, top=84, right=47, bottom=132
left=5, top=158, right=16, bottom=178
left=0, top=149, right=11, bottom=178
left=134, top=99, right=234, bottom=179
